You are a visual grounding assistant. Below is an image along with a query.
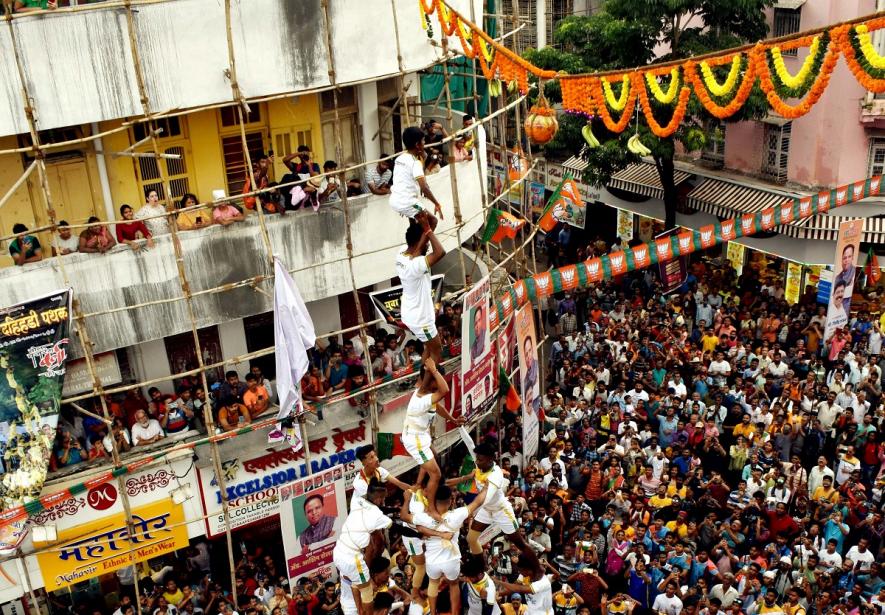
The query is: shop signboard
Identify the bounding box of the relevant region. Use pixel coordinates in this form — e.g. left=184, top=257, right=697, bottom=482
left=785, top=262, right=802, bottom=305
left=35, top=501, right=188, bottom=592
left=279, top=467, right=347, bottom=584
left=197, top=420, right=369, bottom=537
left=61, top=351, right=122, bottom=397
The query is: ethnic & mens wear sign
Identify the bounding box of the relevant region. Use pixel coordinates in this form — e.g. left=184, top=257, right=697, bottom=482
left=0, top=289, right=72, bottom=555
left=35, top=501, right=188, bottom=591
left=197, top=420, right=368, bottom=537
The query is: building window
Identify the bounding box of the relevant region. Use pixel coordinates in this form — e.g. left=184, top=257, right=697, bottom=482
left=700, top=121, right=725, bottom=168
left=869, top=138, right=885, bottom=177
left=132, top=117, right=184, bottom=142
left=773, top=8, right=801, bottom=56
left=219, top=105, right=262, bottom=127
left=222, top=132, right=266, bottom=196
left=137, top=145, right=191, bottom=202
left=273, top=128, right=314, bottom=161
left=762, top=122, right=792, bottom=183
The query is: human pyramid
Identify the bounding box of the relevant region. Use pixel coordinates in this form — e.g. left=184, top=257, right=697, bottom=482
left=331, top=125, right=552, bottom=615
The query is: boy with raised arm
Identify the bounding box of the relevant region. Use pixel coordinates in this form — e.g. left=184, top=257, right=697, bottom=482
left=389, top=126, right=444, bottom=230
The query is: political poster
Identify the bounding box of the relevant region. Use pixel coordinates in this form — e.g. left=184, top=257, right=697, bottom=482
left=0, top=289, right=72, bottom=555
left=824, top=219, right=863, bottom=344
left=369, top=275, right=445, bottom=327
left=279, top=467, right=347, bottom=585
left=461, top=277, right=494, bottom=422
left=497, top=316, right=516, bottom=377
left=515, top=304, right=539, bottom=461
left=528, top=181, right=546, bottom=215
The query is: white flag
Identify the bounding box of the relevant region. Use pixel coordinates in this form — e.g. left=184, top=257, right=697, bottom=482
left=272, top=258, right=316, bottom=449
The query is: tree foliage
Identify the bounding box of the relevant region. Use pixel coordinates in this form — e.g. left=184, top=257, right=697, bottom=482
left=524, top=0, right=773, bottom=228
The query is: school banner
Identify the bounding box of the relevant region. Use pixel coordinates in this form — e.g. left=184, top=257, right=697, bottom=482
left=369, top=275, right=445, bottom=326
left=824, top=219, right=863, bottom=343
left=515, top=304, right=539, bottom=460
left=279, top=467, right=348, bottom=585
left=0, top=289, right=72, bottom=555
left=462, top=277, right=494, bottom=422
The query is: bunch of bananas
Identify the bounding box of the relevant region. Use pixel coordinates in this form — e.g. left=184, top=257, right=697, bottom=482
left=582, top=124, right=600, bottom=148
left=627, top=134, right=651, bottom=156
left=488, top=79, right=502, bottom=97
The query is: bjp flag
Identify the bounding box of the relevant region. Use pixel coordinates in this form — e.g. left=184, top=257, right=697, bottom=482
left=760, top=208, right=776, bottom=231
left=559, top=265, right=580, bottom=291
left=632, top=244, right=651, bottom=268
left=585, top=257, right=603, bottom=282
left=677, top=232, right=694, bottom=256
left=779, top=203, right=794, bottom=225
left=609, top=251, right=628, bottom=276
left=534, top=271, right=554, bottom=299
left=699, top=225, right=717, bottom=249
left=720, top=219, right=736, bottom=241
left=740, top=214, right=757, bottom=236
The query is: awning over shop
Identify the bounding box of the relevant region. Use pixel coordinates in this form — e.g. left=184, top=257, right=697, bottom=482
left=686, top=178, right=790, bottom=219
left=562, top=154, right=588, bottom=174
left=782, top=214, right=885, bottom=243
left=774, top=0, right=806, bottom=9
left=607, top=162, right=691, bottom=200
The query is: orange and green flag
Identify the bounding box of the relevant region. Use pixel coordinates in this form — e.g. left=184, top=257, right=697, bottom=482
left=482, top=208, right=525, bottom=243
left=498, top=365, right=521, bottom=412
left=867, top=247, right=881, bottom=286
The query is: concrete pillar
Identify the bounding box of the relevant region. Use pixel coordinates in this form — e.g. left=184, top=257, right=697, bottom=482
left=357, top=82, right=380, bottom=164
left=217, top=319, right=250, bottom=376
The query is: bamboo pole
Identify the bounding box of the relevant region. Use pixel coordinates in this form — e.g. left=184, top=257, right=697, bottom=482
left=320, top=0, right=382, bottom=448
left=0, top=159, right=35, bottom=212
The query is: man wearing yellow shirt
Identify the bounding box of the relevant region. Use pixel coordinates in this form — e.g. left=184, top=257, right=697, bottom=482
left=665, top=511, right=691, bottom=538
left=501, top=593, right=527, bottom=615
left=783, top=588, right=806, bottom=615
left=701, top=329, right=720, bottom=353
left=732, top=415, right=756, bottom=440
left=649, top=485, right=674, bottom=510
left=811, top=475, right=840, bottom=512
left=753, top=587, right=785, bottom=615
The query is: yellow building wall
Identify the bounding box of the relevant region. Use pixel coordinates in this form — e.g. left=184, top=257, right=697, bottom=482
left=0, top=137, right=35, bottom=268
left=100, top=121, right=143, bottom=210
left=188, top=110, right=227, bottom=200
left=266, top=95, right=324, bottom=181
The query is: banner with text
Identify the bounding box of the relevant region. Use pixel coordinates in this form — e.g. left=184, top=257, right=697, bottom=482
left=279, top=468, right=347, bottom=585
left=824, top=219, right=863, bottom=344
left=515, top=304, right=539, bottom=460
left=197, top=420, right=368, bottom=537
left=461, top=277, right=494, bottom=422
left=35, top=500, right=188, bottom=591
left=0, top=289, right=72, bottom=555
left=369, top=275, right=444, bottom=327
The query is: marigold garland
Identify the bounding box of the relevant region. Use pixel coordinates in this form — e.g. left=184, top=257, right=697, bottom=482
left=856, top=24, right=885, bottom=69
left=699, top=55, right=742, bottom=97
left=645, top=69, right=681, bottom=104
left=756, top=39, right=839, bottom=119
left=592, top=74, right=638, bottom=132
left=418, top=1, right=885, bottom=134
left=601, top=74, right=631, bottom=111
left=638, top=83, right=691, bottom=137
left=685, top=53, right=757, bottom=120
left=771, top=36, right=821, bottom=88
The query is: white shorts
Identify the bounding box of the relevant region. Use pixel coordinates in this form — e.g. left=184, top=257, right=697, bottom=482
left=402, top=429, right=434, bottom=464
left=391, top=201, right=425, bottom=218
left=474, top=501, right=520, bottom=535
left=405, top=321, right=438, bottom=343
left=403, top=536, right=425, bottom=557
left=426, top=558, right=461, bottom=581
left=333, top=547, right=370, bottom=585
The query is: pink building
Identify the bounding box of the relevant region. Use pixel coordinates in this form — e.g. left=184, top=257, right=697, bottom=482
left=723, top=0, right=885, bottom=187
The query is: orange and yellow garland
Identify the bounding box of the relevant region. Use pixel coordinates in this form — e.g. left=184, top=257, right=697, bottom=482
left=420, top=0, right=885, bottom=135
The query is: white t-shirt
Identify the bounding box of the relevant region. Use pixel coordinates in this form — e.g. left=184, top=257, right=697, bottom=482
left=102, top=429, right=131, bottom=453
left=846, top=546, right=875, bottom=572
left=390, top=153, right=425, bottom=211
left=413, top=506, right=470, bottom=564
left=395, top=251, right=434, bottom=329
left=524, top=574, right=554, bottom=615
left=131, top=419, right=163, bottom=445
left=465, top=574, right=500, bottom=615
left=476, top=464, right=509, bottom=510
left=337, top=496, right=392, bottom=554
left=350, top=466, right=391, bottom=505
left=404, top=390, right=435, bottom=433
left=652, top=593, right=684, bottom=615
left=53, top=234, right=80, bottom=254
left=818, top=549, right=842, bottom=569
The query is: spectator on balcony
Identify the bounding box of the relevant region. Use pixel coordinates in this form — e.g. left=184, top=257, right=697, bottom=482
left=302, top=365, right=328, bottom=402
left=14, top=0, right=56, bottom=12
left=147, top=386, right=170, bottom=421
left=424, top=120, right=448, bottom=167
left=243, top=373, right=270, bottom=418
left=283, top=145, right=320, bottom=177
left=102, top=417, right=132, bottom=455
left=218, top=371, right=248, bottom=408
left=452, top=135, right=473, bottom=162
left=318, top=160, right=344, bottom=205
left=116, top=204, right=154, bottom=252
left=9, top=223, right=43, bottom=266
left=212, top=199, right=245, bottom=226
left=250, top=365, right=274, bottom=402
left=364, top=157, right=392, bottom=195
left=135, top=189, right=170, bottom=236
left=176, top=193, right=213, bottom=231
left=345, top=365, right=370, bottom=416
left=424, top=152, right=443, bottom=175
left=325, top=348, right=349, bottom=392
left=52, top=220, right=79, bottom=256
left=160, top=387, right=196, bottom=435
left=131, top=409, right=164, bottom=446
left=78, top=216, right=116, bottom=254
left=53, top=430, right=83, bottom=467
left=122, top=388, right=149, bottom=428
left=218, top=402, right=252, bottom=431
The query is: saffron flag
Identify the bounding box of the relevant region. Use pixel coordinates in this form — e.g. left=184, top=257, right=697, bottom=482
left=271, top=258, right=317, bottom=450
left=376, top=432, right=408, bottom=460
left=867, top=248, right=882, bottom=286
left=497, top=365, right=521, bottom=412
left=482, top=208, right=525, bottom=243
left=539, top=176, right=586, bottom=231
